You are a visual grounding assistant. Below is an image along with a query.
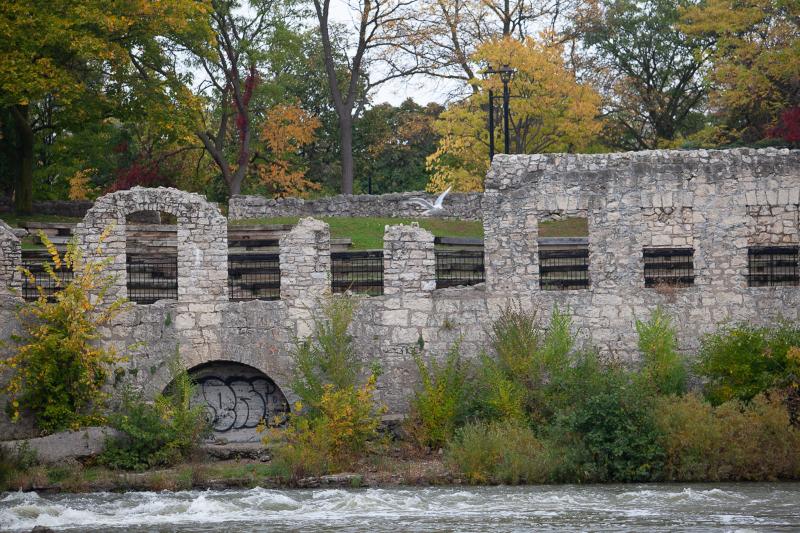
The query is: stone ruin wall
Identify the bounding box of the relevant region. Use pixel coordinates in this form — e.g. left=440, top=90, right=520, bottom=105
left=229, top=191, right=483, bottom=221
left=1, top=148, right=799, bottom=440
left=483, top=148, right=800, bottom=358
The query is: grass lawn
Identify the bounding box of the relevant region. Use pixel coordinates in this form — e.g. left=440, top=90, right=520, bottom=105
left=5, top=213, right=587, bottom=250
left=538, top=217, right=589, bottom=238
left=0, top=213, right=83, bottom=227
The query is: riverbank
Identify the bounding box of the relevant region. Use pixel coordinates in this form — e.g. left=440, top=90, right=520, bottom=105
left=4, top=450, right=455, bottom=494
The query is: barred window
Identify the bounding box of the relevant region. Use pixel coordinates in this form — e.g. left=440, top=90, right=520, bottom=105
left=332, top=251, right=384, bottom=296
left=539, top=246, right=589, bottom=290
left=643, top=248, right=694, bottom=288
left=748, top=246, right=800, bottom=287
left=228, top=253, right=280, bottom=301
left=435, top=250, right=484, bottom=288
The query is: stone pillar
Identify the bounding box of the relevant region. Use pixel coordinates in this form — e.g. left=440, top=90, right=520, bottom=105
left=0, top=220, right=21, bottom=296
left=383, top=223, right=436, bottom=296
left=280, top=217, right=331, bottom=336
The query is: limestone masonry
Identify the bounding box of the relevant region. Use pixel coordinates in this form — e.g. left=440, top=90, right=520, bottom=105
left=229, top=190, right=483, bottom=221
left=1, top=148, right=799, bottom=441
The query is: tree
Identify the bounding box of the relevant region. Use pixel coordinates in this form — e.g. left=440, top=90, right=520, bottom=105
left=311, top=0, right=419, bottom=194
left=354, top=100, right=443, bottom=193
left=426, top=36, right=601, bottom=192
left=191, top=0, right=288, bottom=196
left=401, top=0, right=588, bottom=96
left=579, top=0, right=712, bottom=149
left=681, top=0, right=800, bottom=144
left=257, top=103, right=321, bottom=197
left=0, top=0, right=211, bottom=213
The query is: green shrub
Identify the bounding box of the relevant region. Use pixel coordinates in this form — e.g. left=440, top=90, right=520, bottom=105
left=481, top=305, right=574, bottom=423
left=636, top=307, right=687, bottom=395
left=267, top=294, right=385, bottom=479
left=447, top=420, right=558, bottom=484
left=1, top=232, right=125, bottom=432
left=100, top=362, right=209, bottom=471
left=696, top=322, right=800, bottom=405
left=656, top=392, right=800, bottom=481
left=291, top=294, right=364, bottom=410
left=550, top=360, right=665, bottom=482
left=407, top=342, right=472, bottom=448
left=0, top=442, right=38, bottom=491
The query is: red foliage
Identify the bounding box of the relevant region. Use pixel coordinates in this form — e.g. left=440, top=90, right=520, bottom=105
left=235, top=65, right=258, bottom=159
left=108, top=162, right=171, bottom=192
left=769, top=107, right=800, bottom=144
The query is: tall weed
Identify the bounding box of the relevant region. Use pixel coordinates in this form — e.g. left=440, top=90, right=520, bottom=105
left=292, top=294, right=362, bottom=410
left=407, top=342, right=471, bottom=448
left=636, top=307, right=687, bottom=395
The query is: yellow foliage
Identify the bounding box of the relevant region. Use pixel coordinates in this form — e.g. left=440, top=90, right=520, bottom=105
left=264, top=375, right=386, bottom=478
left=681, top=0, right=800, bottom=130
left=1, top=230, right=127, bottom=432
left=67, top=168, right=98, bottom=201
left=258, top=104, right=322, bottom=198
left=426, top=35, right=602, bottom=192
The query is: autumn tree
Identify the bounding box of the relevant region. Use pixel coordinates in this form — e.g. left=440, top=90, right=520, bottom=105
left=426, top=36, right=601, bottom=192
left=401, top=0, right=588, bottom=96
left=579, top=0, right=713, bottom=149
left=257, top=103, right=321, bottom=197
left=681, top=0, right=800, bottom=144
left=0, top=0, right=211, bottom=213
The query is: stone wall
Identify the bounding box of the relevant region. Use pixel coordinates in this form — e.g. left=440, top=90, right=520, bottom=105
left=229, top=191, right=483, bottom=221
left=2, top=148, right=800, bottom=441
left=483, top=148, right=800, bottom=358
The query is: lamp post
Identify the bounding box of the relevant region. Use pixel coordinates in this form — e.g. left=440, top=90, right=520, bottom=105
left=484, top=65, right=515, bottom=160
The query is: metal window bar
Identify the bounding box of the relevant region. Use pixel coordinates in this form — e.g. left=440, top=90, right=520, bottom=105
left=228, top=253, right=280, bottom=301
left=539, top=246, right=590, bottom=290
left=748, top=246, right=800, bottom=287
left=643, top=248, right=695, bottom=288
left=332, top=251, right=384, bottom=296
left=126, top=254, right=178, bottom=304
left=435, top=250, right=485, bottom=288
left=21, top=255, right=73, bottom=301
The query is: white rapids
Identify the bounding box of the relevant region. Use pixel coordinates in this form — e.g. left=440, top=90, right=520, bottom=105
left=2, top=483, right=800, bottom=532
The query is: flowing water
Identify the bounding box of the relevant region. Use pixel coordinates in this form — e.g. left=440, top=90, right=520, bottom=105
left=2, top=483, right=800, bottom=532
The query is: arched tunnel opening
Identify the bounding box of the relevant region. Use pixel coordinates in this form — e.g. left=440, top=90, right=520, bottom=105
left=174, top=361, right=289, bottom=443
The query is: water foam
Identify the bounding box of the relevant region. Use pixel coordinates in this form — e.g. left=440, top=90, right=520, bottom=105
left=1, top=483, right=799, bottom=532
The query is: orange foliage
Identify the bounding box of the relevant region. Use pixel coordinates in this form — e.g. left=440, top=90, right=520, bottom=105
left=258, top=104, right=321, bottom=197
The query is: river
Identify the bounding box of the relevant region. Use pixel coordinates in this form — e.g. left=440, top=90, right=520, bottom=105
left=2, top=483, right=800, bottom=531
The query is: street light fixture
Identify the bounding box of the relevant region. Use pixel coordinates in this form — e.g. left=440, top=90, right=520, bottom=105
left=484, top=64, right=516, bottom=160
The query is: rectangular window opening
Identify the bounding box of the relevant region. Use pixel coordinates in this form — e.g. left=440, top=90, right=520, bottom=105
left=748, top=246, right=799, bottom=287
left=332, top=251, right=384, bottom=296
left=538, top=241, right=589, bottom=290
left=228, top=253, right=280, bottom=301
left=435, top=250, right=485, bottom=288
left=643, top=247, right=695, bottom=288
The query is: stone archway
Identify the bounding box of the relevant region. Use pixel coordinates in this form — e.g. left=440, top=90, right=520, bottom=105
left=183, top=361, right=289, bottom=443
left=74, top=187, right=228, bottom=304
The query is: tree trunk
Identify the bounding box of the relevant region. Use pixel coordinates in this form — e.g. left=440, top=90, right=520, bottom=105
left=340, top=114, right=354, bottom=195
left=11, top=105, right=33, bottom=215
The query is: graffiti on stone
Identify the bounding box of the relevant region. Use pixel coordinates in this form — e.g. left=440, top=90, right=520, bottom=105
left=193, top=375, right=288, bottom=433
